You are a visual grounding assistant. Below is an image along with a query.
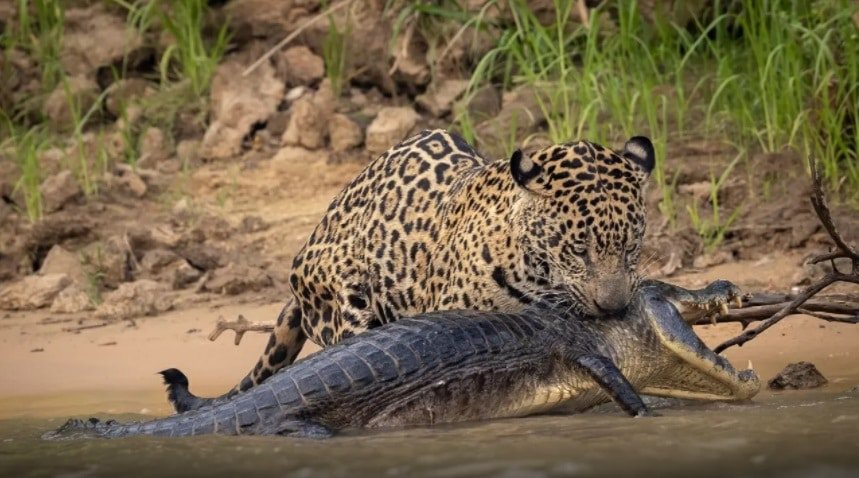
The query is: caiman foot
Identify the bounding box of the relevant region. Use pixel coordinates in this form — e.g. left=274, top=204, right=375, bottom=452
left=641, top=279, right=743, bottom=324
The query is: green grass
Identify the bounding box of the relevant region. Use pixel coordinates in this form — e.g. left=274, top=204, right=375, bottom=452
left=446, top=0, right=858, bottom=243
left=13, top=0, right=65, bottom=95
left=135, top=0, right=231, bottom=97
left=1, top=118, right=48, bottom=221
left=322, top=5, right=349, bottom=98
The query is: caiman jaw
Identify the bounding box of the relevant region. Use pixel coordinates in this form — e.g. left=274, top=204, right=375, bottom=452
left=638, top=292, right=762, bottom=402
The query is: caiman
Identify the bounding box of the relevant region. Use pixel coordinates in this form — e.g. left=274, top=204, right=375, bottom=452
left=47, top=288, right=759, bottom=440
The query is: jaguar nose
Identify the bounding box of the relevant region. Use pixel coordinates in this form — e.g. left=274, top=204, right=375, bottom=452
left=593, top=295, right=630, bottom=318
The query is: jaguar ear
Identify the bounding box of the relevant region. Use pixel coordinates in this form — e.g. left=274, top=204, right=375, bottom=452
left=623, top=136, right=655, bottom=176
left=510, top=149, right=545, bottom=193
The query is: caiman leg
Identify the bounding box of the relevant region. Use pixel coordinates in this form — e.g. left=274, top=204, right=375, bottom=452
left=572, top=354, right=652, bottom=417
left=640, top=279, right=743, bottom=324
left=639, top=292, right=760, bottom=401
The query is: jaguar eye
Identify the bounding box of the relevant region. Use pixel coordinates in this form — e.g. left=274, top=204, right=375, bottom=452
left=572, top=242, right=587, bottom=256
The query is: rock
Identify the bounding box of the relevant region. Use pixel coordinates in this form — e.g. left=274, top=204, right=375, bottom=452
left=176, top=139, right=200, bottom=165
left=281, top=80, right=336, bottom=150
left=416, top=78, right=469, bottom=117
left=140, top=249, right=180, bottom=274
left=60, top=4, right=142, bottom=77
left=201, top=58, right=284, bottom=160
left=39, top=171, right=82, bottom=213
left=284, top=86, right=308, bottom=103
left=768, top=362, right=828, bottom=390
left=39, top=245, right=86, bottom=285
left=105, top=78, right=155, bottom=117
left=328, top=113, right=364, bottom=152
left=389, top=27, right=429, bottom=89
left=456, top=84, right=502, bottom=122
left=203, top=264, right=273, bottom=295
left=108, top=168, right=147, bottom=198
left=179, top=244, right=225, bottom=272
left=277, top=46, right=325, bottom=87
left=0, top=274, right=71, bottom=310
left=95, top=280, right=172, bottom=320
left=365, top=107, right=420, bottom=155
left=138, top=126, right=171, bottom=167
left=80, top=237, right=130, bottom=289
left=50, top=284, right=94, bottom=313
left=172, top=260, right=202, bottom=289
left=475, top=86, right=547, bottom=158
left=43, top=75, right=99, bottom=130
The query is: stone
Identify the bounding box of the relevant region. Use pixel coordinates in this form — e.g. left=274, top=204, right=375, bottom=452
left=113, top=169, right=148, bottom=198
left=416, top=78, right=469, bottom=117
left=281, top=80, right=336, bottom=150
left=0, top=274, right=71, bottom=310
left=60, top=4, right=142, bottom=77
left=50, top=284, right=94, bottom=313
left=768, top=362, right=828, bottom=390
left=172, top=260, right=203, bottom=289
left=80, top=237, right=130, bottom=289
left=138, top=126, right=171, bottom=166
left=179, top=244, right=225, bottom=272
left=39, top=245, right=86, bottom=285
left=105, top=78, right=155, bottom=117
left=328, top=113, right=364, bottom=152
left=95, top=279, right=172, bottom=320
left=140, top=249, right=180, bottom=274
left=456, top=83, right=502, bottom=122
left=475, top=86, right=547, bottom=158
left=40, top=171, right=82, bottom=214
left=203, top=264, right=273, bottom=295
left=176, top=139, right=201, bottom=165
left=278, top=46, right=325, bottom=87
left=365, top=107, right=420, bottom=155
left=43, top=75, right=99, bottom=130
left=201, top=58, right=284, bottom=160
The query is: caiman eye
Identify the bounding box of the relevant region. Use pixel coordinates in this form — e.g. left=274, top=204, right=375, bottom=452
left=572, top=242, right=587, bottom=256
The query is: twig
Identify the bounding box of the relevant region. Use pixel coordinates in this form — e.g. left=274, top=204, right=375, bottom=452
left=62, top=322, right=108, bottom=333
left=208, top=314, right=274, bottom=345
left=242, top=0, right=355, bottom=77
left=713, top=158, right=859, bottom=353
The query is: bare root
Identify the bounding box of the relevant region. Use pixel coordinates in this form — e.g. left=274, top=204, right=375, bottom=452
left=713, top=158, right=859, bottom=353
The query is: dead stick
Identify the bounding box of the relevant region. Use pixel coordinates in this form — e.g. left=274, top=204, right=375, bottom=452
left=208, top=314, right=274, bottom=345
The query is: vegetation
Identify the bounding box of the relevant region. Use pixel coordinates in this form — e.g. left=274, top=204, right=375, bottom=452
left=436, top=0, right=858, bottom=242
left=1, top=0, right=856, bottom=253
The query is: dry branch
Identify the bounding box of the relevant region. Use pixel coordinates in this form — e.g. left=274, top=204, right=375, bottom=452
left=712, top=158, right=859, bottom=353
left=208, top=314, right=274, bottom=345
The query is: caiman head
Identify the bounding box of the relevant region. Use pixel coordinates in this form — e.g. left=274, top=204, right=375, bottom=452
left=636, top=291, right=761, bottom=401
left=511, top=136, right=655, bottom=318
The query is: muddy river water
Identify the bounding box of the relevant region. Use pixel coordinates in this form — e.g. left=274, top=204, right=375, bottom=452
left=1, top=302, right=858, bottom=477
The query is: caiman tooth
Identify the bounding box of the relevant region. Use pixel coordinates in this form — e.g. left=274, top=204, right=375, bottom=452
left=748, top=360, right=754, bottom=371
left=719, top=303, right=729, bottom=316
left=735, top=296, right=743, bottom=308
left=710, top=313, right=718, bottom=326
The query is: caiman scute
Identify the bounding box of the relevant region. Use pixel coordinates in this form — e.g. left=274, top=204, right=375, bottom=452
left=47, top=288, right=760, bottom=439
